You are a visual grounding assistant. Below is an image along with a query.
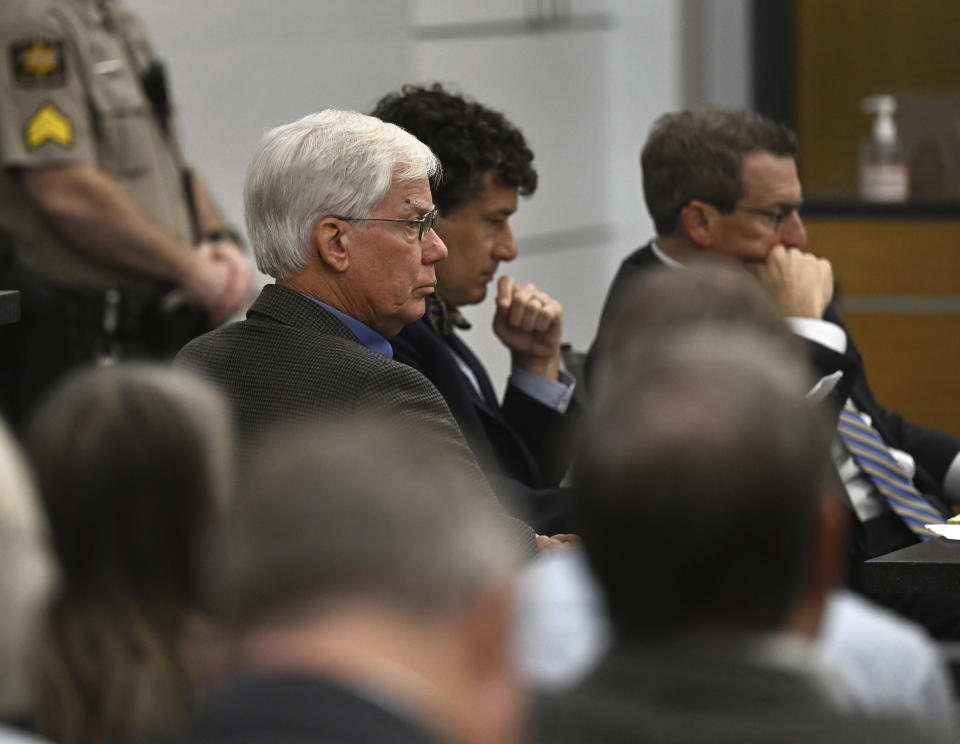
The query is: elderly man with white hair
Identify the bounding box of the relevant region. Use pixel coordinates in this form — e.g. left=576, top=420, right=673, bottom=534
left=176, top=110, right=539, bottom=549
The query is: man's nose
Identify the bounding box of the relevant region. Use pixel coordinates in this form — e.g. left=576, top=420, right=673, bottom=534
left=423, top=228, right=447, bottom=263
left=492, top=225, right=518, bottom=261
left=781, top=212, right=807, bottom=248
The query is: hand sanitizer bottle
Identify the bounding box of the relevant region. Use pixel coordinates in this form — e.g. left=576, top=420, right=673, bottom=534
left=859, top=94, right=909, bottom=202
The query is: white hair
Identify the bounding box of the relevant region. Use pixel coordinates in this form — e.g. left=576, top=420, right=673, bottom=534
left=0, top=419, right=55, bottom=715
left=243, top=109, right=441, bottom=279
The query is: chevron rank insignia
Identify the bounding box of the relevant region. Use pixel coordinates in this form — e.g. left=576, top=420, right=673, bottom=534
left=11, top=38, right=66, bottom=87
left=24, top=103, right=73, bottom=149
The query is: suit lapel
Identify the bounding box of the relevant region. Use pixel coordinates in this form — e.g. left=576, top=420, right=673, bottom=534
left=638, top=239, right=667, bottom=269
left=445, top=331, right=501, bottom=410
left=433, top=327, right=543, bottom=484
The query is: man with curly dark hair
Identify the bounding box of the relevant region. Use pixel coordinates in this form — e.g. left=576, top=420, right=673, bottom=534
left=372, top=84, right=578, bottom=534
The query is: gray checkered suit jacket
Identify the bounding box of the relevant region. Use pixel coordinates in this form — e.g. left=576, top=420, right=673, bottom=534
left=176, top=285, right=533, bottom=545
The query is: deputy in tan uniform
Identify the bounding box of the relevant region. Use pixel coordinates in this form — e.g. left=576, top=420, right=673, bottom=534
left=0, top=0, right=253, bottom=427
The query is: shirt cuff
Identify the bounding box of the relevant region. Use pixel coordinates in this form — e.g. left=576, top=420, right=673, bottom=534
left=942, top=451, right=960, bottom=503
left=788, top=317, right=848, bottom=354
left=510, top=366, right=576, bottom=414
left=806, top=371, right=843, bottom=404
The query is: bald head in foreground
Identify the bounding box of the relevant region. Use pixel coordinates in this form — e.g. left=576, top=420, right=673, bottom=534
left=538, top=290, right=950, bottom=742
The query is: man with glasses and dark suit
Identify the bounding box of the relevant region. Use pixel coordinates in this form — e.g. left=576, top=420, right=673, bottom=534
left=588, top=108, right=960, bottom=636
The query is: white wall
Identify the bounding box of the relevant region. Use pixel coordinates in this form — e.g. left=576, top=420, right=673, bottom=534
left=126, top=0, right=695, bottom=394
left=681, top=0, right=752, bottom=110
left=126, top=0, right=415, bottom=236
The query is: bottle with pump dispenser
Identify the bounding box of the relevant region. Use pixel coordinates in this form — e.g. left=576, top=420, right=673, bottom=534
left=859, top=94, right=909, bottom=202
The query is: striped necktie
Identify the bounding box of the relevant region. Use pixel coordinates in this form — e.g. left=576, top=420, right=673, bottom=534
left=838, top=403, right=944, bottom=539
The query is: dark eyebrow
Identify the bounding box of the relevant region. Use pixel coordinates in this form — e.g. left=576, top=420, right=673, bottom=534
left=765, top=200, right=802, bottom=214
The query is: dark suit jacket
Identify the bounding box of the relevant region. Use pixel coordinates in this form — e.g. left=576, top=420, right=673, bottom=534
left=534, top=638, right=947, bottom=744
left=588, top=243, right=960, bottom=535
left=176, top=285, right=535, bottom=548
left=585, top=243, right=960, bottom=635
left=392, top=318, right=579, bottom=534
left=586, top=240, right=860, bottom=406
left=150, top=673, right=445, bottom=744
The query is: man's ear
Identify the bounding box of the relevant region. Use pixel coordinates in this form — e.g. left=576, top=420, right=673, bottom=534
left=314, top=217, right=350, bottom=273
left=812, top=487, right=850, bottom=595
left=679, top=200, right=716, bottom=249
left=462, top=579, right=515, bottom=678
left=787, top=485, right=849, bottom=639
left=459, top=578, right=527, bottom=744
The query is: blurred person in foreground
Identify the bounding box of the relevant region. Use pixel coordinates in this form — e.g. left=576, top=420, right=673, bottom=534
left=153, top=417, right=527, bottom=744
left=0, top=0, right=254, bottom=429
left=25, top=364, right=235, bottom=744
left=372, top=84, right=579, bottom=535
left=0, top=418, right=55, bottom=743
left=176, top=109, right=550, bottom=549
left=536, top=310, right=950, bottom=742
left=584, top=265, right=957, bottom=730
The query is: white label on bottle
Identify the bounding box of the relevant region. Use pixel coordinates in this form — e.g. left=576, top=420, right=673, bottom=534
left=860, top=164, right=909, bottom=202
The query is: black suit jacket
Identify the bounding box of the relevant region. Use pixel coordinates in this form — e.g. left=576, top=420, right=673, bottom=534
left=586, top=241, right=860, bottom=405
left=150, top=673, right=445, bottom=744
left=534, top=638, right=948, bottom=744
left=589, top=242, right=960, bottom=554
left=392, top=318, right=579, bottom=534
left=176, top=285, right=535, bottom=549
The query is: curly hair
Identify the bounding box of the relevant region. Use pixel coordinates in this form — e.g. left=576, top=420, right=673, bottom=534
left=371, top=83, right=537, bottom=214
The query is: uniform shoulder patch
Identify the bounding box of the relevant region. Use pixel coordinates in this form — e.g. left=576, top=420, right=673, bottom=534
left=24, top=103, right=73, bottom=149
left=11, top=38, right=66, bottom=87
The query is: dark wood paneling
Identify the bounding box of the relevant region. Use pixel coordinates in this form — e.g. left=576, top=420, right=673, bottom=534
left=805, top=219, right=960, bottom=296
left=805, top=217, right=960, bottom=434
left=835, top=313, right=960, bottom=435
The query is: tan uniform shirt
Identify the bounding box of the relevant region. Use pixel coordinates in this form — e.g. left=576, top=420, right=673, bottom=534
left=0, top=0, right=194, bottom=292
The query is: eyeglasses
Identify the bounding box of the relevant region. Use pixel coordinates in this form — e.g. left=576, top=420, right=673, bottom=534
left=735, top=204, right=801, bottom=232
left=333, top=207, right=440, bottom=242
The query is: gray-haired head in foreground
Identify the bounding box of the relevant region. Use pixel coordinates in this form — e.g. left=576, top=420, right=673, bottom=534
left=576, top=325, right=835, bottom=638
left=243, top=109, right=441, bottom=280
left=205, top=416, right=522, bottom=628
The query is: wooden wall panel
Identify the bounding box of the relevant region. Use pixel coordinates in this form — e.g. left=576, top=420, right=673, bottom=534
left=805, top=218, right=960, bottom=434
left=805, top=219, right=960, bottom=295
left=836, top=314, right=960, bottom=434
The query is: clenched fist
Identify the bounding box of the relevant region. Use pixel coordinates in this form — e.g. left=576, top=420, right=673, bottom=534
left=493, top=275, right=563, bottom=380
left=753, top=244, right=834, bottom=319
